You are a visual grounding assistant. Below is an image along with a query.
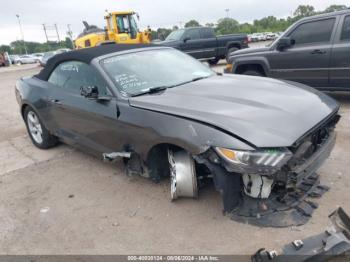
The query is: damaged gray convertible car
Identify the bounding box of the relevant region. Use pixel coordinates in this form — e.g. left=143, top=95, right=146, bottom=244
left=15, top=44, right=340, bottom=227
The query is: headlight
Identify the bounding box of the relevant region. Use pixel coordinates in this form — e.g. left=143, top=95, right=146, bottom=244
left=215, top=147, right=292, bottom=174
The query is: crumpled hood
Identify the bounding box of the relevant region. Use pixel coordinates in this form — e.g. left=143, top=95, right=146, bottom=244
left=129, top=75, right=338, bottom=148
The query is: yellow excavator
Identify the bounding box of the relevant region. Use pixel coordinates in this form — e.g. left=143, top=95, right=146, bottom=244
left=75, top=11, right=152, bottom=49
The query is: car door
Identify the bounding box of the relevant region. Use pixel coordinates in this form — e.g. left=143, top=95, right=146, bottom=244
left=30, top=56, right=36, bottom=63
left=46, top=60, right=123, bottom=156
left=21, top=56, right=28, bottom=63
left=268, top=18, right=336, bottom=87
left=199, top=28, right=217, bottom=59
left=24, top=56, right=34, bottom=63
left=180, top=29, right=203, bottom=59
left=329, top=14, right=350, bottom=89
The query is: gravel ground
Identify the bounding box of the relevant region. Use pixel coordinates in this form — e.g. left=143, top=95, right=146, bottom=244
left=0, top=55, right=349, bottom=255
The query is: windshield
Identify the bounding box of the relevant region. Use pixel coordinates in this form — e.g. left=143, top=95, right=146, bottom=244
left=165, top=30, right=185, bottom=41
left=101, top=48, right=215, bottom=96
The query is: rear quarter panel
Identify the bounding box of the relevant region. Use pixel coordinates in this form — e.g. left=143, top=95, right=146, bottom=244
left=216, top=34, right=247, bottom=56
left=16, top=77, right=53, bottom=130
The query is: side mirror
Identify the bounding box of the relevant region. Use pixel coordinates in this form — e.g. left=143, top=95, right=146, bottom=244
left=81, top=86, right=99, bottom=99
left=183, top=37, right=191, bottom=43
left=277, top=37, right=295, bottom=51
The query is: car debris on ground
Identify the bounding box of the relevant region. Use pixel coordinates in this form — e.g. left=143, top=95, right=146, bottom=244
left=251, top=207, right=350, bottom=262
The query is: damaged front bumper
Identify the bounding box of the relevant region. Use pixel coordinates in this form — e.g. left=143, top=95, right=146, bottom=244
left=195, top=128, right=337, bottom=227
left=232, top=131, right=336, bottom=227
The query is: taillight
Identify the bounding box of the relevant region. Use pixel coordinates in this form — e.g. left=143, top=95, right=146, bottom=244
left=244, top=37, right=249, bottom=44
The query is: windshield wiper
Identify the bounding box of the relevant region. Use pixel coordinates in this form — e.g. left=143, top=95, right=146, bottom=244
left=130, top=76, right=212, bottom=97
left=191, top=76, right=210, bottom=82
left=131, top=86, right=168, bottom=97
left=171, top=75, right=211, bottom=87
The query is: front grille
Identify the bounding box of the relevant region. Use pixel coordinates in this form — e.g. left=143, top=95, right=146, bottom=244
left=276, top=113, right=340, bottom=188
left=288, top=113, right=340, bottom=168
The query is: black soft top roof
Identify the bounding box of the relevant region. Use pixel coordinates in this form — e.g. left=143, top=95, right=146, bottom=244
left=35, top=44, right=155, bottom=81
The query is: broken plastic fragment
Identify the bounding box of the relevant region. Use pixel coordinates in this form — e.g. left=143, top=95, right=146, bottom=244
left=40, top=207, right=50, bottom=213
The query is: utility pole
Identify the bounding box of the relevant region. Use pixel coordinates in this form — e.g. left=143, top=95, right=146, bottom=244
left=16, top=14, right=28, bottom=54
left=42, top=24, right=49, bottom=42
left=15, top=36, right=21, bottom=54
left=42, top=23, right=61, bottom=44
left=67, top=24, right=75, bottom=49
left=54, top=24, right=61, bottom=42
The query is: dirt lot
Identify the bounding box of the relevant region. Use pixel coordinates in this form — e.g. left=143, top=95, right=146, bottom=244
left=0, top=61, right=350, bottom=255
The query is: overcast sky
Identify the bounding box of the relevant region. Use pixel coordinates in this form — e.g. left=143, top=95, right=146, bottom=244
left=0, top=0, right=348, bottom=45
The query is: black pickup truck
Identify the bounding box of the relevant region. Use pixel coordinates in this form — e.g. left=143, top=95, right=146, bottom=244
left=160, top=27, right=248, bottom=64
left=226, top=9, right=350, bottom=91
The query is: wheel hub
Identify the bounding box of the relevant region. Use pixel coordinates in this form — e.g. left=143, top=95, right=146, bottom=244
left=27, top=111, right=43, bottom=144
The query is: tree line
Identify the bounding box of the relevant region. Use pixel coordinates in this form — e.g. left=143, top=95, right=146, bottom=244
left=152, top=4, right=348, bottom=39
left=1, top=4, right=348, bottom=54
left=0, top=37, right=74, bottom=55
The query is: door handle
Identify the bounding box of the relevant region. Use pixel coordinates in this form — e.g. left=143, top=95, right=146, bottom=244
left=310, top=49, right=326, bottom=55
left=49, top=98, right=62, bottom=105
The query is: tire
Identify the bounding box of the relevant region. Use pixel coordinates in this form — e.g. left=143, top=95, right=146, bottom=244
left=226, top=47, right=239, bottom=61
left=242, top=70, right=264, bottom=77
left=24, top=106, right=57, bottom=149
left=208, top=58, right=220, bottom=65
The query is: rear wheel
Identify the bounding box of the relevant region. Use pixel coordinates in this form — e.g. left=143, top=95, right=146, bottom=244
left=168, top=149, right=198, bottom=200
left=24, top=106, right=57, bottom=149
left=242, top=70, right=264, bottom=77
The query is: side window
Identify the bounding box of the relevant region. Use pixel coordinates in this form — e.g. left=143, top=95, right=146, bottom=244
left=185, top=29, right=200, bottom=40
left=117, top=15, right=129, bottom=33
left=200, top=28, right=214, bottom=39
left=48, top=61, right=110, bottom=95
left=341, top=16, right=350, bottom=41
left=47, top=63, right=71, bottom=87
left=289, top=18, right=335, bottom=45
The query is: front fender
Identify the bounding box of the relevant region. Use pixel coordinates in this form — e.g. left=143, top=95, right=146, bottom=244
left=232, top=56, right=270, bottom=76
left=118, top=104, right=255, bottom=162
